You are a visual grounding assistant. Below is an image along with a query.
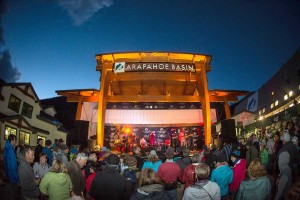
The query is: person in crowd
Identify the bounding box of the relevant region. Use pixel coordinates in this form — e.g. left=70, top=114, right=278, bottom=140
left=34, top=138, right=44, bottom=162
left=51, top=138, right=59, bottom=149
left=205, top=148, right=217, bottom=174
left=271, top=131, right=283, bottom=175
left=56, top=144, right=69, bottom=165
left=142, top=150, right=162, bottom=172
left=229, top=150, right=246, bottom=198
left=66, top=152, right=88, bottom=198
left=235, top=159, right=271, bottom=200
left=4, top=134, right=19, bottom=200
left=39, top=159, right=73, bottom=200
left=86, top=161, right=104, bottom=200
left=211, top=153, right=233, bottom=200
left=130, top=168, right=171, bottom=200
left=220, top=139, right=232, bottom=163
left=176, top=148, right=192, bottom=172
left=158, top=147, right=181, bottom=200
left=18, top=145, right=40, bottom=200
left=42, top=139, right=53, bottom=166
left=89, top=154, right=132, bottom=200
left=33, top=153, right=50, bottom=179
left=132, top=146, right=145, bottom=170
left=15, top=139, right=25, bottom=163
left=58, top=138, right=65, bottom=146
left=260, top=144, right=269, bottom=169
left=83, top=152, right=98, bottom=179
left=278, top=131, right=299, bottom=181
left=181, top=153, right=201, bottom=190
left=287, top=121, right=296, bottom=137
left=123, top=155, right=140, bottom=192
left=120, top=154, right=129, bottom=174
left=274, top=151, right=292, bottom=200
left=70, top=145, right=80, bottom=161
left=183, top=163, right=220, bottom=200
left=245, top=140, right=258, bottom=167
left=266, top=133, right=274, bottom=172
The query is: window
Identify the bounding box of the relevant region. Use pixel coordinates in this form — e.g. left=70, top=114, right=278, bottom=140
left=259, top=110, right=262, bottom=115
left=5, top=126, right=17, bottom=140
left=271, top=91, right=274, bottom=96
left=263, top=108, right=266, bottom=113
left=275, top=100, right=279, bottom=106
left=288, top=91, right=293, bottom=97
left=20, top=131, right=30, bottom=145
left=37, top=135, right=46, bottom=146
left=271, top=103, right=274, bottom=109
left=21, top=102, right=33, bottom=118
left=284, top=94, right=288, bottom=100
left=8, top=94, right=21, bottom=113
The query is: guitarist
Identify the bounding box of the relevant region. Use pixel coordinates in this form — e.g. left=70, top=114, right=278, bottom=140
left=178, top=129, right=187, bottom=147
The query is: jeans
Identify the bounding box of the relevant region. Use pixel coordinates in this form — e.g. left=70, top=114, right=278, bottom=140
left=166, top=189, right=177, bottom=200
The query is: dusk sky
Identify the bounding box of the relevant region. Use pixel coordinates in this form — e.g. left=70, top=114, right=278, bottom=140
left=2, top=0, right=300, bottom=99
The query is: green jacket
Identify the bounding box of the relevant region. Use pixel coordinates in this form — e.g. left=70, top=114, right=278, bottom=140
left=39, top=172, right=73, bottom=200
left=235, top=176, right=271, bottom=200
left=260, top=149, right=269, bottom=165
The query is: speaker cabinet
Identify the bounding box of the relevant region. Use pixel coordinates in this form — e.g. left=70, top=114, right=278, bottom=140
left=221, top=119, right=236, bottom=143
left=72, top=120, right=89, bottom=146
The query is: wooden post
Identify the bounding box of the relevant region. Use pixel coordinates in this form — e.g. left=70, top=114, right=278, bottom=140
left=97, top=66, right=108, bottom=147
left=75, top=97, right=83, bottom=120
left=224, top=101, right=231, bottom=119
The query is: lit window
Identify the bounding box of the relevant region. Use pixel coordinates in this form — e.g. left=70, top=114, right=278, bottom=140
left=20, top=131, right=30, bottom=145
left=271, top=91, right=274, bottom=96
left=21, top=102, right=33, bottom=118
left=271, top=103, right=274, bottom=109
left=275, top=100, right=279, bottom=106
left=284, top=94, right=288, bottom=100
left=259, top=110, right=262, bottom=115
left=289, top=91, right=293, bottom=97
left=263, top=108, right=266, bottom=113
left=5, top=126, right=17, bottom=140
left=8, top=94, right=21, bottom=113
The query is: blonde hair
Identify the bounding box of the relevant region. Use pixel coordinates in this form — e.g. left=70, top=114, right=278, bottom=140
left=138, top=168, right=161, bottom=187
left=195, top=163, right=210, bottom=180
left=50, top=160, right=67, bottom=173
left=247, top=158, right=266, bottom=179
left=148, top=154, right=159, bottom=164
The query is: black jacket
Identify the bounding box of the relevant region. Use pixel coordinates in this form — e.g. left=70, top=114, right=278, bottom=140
left=90, top=167, right=132, bottom=200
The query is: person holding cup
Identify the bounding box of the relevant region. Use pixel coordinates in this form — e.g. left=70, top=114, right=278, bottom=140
left=33, top=153, right=50, bottom=179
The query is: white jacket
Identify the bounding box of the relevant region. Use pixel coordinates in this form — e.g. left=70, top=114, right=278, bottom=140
left=183, top=180, right=221, bottom=200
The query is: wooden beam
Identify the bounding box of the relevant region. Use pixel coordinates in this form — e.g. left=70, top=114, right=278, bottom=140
left=106, top=72, right=197, bottom=82
left=224, top=101, right=231, bottom=119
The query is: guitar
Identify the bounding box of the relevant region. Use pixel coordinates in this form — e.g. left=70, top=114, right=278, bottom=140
left=178, top=133, right=194, bottom=141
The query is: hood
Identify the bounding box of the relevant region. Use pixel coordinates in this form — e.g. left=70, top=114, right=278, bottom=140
left=139, top=184, right=164, bottom=194
left=4, top=140, right=13, bottom=150
left=242, top=176, right=269, bottom=190
left=214, top=165, right=232, bottom=176
left=49, top=172, right=71, bottom=186
left=278, top=151, right=290, bottom=171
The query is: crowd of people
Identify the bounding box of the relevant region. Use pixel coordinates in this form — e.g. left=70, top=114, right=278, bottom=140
left=1, top=122, right=300, bottom=200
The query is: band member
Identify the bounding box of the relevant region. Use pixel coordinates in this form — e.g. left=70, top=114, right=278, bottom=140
left=178, top=129, right=187, bottom=147
left=140, top=137, right=147, bottom=148
left=149, top=131, right=156, bottom=147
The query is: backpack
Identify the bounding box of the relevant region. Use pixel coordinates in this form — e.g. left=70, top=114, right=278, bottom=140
left=122, top=169, right=137, bottom=191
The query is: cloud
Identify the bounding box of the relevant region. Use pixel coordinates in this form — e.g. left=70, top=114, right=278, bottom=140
left=0, top=0, right=20, bottom=82
left=57, top=0, right=114, bottom=26
left=0, top=50, right=21, bottom=82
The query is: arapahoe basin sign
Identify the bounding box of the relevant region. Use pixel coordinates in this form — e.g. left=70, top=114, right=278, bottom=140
left=114, top=62, right=196, bottom=73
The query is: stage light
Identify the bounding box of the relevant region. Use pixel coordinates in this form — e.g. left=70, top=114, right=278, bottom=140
left=124, top=128, right=131, bottom=134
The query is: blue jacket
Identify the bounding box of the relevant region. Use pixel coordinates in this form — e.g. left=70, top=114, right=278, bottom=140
left=4, top=140, right=19, bottom=183
left=142, top=160, right=162, bottom=172
left=211, top=164, right=233, bottom=196
left=42, top=147, right=53, bottom=166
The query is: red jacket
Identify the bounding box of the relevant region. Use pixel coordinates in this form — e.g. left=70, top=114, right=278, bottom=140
left=229, top=159, right=246, bottom=192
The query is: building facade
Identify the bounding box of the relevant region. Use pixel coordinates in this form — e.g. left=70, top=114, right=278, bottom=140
left=233, top=48, right=300, bottom=139
left=0, top=80, right=68, bottom=148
